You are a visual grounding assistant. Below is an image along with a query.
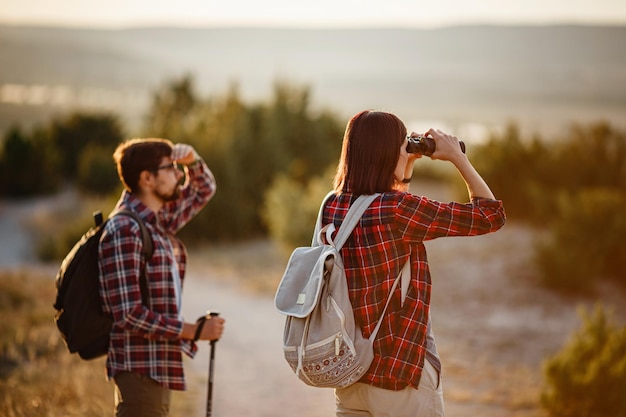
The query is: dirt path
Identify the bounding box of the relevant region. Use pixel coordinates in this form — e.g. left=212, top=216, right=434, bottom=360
left=182, top=276, right=336, bottom=417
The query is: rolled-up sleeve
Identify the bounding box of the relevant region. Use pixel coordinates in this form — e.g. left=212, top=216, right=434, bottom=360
left=160, top=160, right=216, bottom=234
left=397, top=194, right=506, bottom=242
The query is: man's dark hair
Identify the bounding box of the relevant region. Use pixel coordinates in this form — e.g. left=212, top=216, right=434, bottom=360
left=113, top=138, right=173, bottom=193
left=334, top=110, right=407, bottom=195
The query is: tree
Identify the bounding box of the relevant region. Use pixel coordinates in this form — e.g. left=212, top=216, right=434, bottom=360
left=144, top=75, right=198, bottom=140
left=0, top=126, right=60, bottom=196
left=143, top=76, right=344, bottom=242
left=49, top=112, right=124, bottom=181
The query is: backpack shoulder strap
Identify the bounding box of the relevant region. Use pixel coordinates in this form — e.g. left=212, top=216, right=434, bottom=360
left=112, top=209, right=154, bottom=260
left=110, top=209, right=154, bottom=306
left=368, top=260, right=408, bottom=342
left=312, top=192, right=380, bottom=249
left=312, top=191, right=335, bottom=246
left=333, top=193, right=380, bottom=250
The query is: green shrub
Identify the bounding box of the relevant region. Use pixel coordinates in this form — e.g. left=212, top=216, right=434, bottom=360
left=472, top=122, right=626, bottom=225
left=263, top=167, right=334, bottom=253
left=49, top=112, right=124, bottom=180
left=541, top=305, right=626, bottom=417
left=0, top=126, right=61, bottom=196
left=77, top=144, right=120, bottom=195
left=534, top=188, right=626, bottom=293
left=472, top=124, right=552, bottom=223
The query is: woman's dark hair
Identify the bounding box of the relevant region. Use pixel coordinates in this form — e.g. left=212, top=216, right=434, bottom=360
left=333, top=110, right=407, bottom=195
left=113, top=138, right=173, bottom=193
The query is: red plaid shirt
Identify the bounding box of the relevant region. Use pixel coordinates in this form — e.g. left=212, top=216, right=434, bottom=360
left=98, top=161, right=216, bottom=390
left=322, top=191, right=505, bottom=390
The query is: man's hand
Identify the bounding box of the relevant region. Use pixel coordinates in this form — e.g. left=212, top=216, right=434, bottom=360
left=197, top=316, right=225, bottom=341
left=180, top=315, right=225, bottom=341
left=171, top=144, right=200, bottom=165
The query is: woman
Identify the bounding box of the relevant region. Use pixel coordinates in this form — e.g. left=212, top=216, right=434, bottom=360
left=324, top=110, right=506, bottom=417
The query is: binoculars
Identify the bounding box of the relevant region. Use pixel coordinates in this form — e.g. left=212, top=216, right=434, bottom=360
left=406, top=135, right=466, bottom=157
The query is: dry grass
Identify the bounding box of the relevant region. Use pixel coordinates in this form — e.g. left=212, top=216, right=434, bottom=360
left=0, top=268, right=198, bottom=417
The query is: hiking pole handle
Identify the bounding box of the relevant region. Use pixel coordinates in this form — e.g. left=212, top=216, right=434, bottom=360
left=206, top=311, right=219, bottom=417
left=209, top=311, right=219, bottom=349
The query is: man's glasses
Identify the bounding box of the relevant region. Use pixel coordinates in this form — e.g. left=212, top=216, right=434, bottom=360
left=153, top=162, right=179, bottom=172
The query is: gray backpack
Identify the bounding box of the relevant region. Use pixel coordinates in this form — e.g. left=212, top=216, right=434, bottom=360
left=274, top=192, right=409, bottom=388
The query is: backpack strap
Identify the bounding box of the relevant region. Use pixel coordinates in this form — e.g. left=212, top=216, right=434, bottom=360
left=312, top=192, right=411, bottom=342
left=311, top=191, right=335, bottom=246
left=112, top=210, right=154, bottom=259
left=333, top=194, right=380, bottom=250
left=312, top=192, right=380, bottom=250
left=368, top=258, right=409, bottom=342
left=110, top=209, right=154, bottom=306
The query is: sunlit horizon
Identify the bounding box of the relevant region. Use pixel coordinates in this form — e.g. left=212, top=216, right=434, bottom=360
left=1, top=0, right=626, bottom=29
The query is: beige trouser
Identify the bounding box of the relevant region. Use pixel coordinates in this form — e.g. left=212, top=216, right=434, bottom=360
left=114, top=371, right=171, bottom=417
left=335, top=360, right=444, bottom=417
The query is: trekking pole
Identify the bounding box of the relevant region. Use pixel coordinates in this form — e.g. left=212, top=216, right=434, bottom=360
left=206, top=311, right=220, bottom=417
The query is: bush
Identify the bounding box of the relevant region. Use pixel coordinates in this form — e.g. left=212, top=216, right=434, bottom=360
left=472, top=122, right=626, bottom=225
left=0, top=112, right=123, bottom=198
left=263, top=167, right=335, bottom=253
left=534, top=188, right=626, bottom=293
left=49, top=112, right=124, bottom=180
left=541, top=305, right=626, bottom=417
left=471, top=124, right=552, bottom=223
left=76, top=144, right=120, bottom=195
left=0, top=126, right=61, bottom=196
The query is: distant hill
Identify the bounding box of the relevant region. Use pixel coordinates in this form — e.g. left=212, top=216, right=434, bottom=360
left=1, top=25, right=625, bottom=138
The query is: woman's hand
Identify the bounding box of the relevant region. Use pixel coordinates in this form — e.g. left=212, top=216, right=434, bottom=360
left=422, top=128, right=496, bottom=200
left=425, top=129, right=465, bottom=163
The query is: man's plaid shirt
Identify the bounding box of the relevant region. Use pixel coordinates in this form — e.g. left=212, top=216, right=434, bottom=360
left=98, top=161, right=216, bottom=390
left=322, top=191, right=505, bottom=390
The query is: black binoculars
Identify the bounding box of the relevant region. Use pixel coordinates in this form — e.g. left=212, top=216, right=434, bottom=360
left=406, top=136, right=466, bottom=157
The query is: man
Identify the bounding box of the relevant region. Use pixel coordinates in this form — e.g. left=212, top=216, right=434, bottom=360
left=98, top=138, right=225, bottom=417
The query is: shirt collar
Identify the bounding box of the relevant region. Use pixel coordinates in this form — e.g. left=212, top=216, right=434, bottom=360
left=116, top=190, right=158, bottom=225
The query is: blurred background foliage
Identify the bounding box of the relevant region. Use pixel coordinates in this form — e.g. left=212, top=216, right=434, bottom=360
left=1, top=75, right=625, bottom=295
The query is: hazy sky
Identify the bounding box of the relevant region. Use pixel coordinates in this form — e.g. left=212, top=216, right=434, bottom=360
left=1, top=0, right=626, bottom=28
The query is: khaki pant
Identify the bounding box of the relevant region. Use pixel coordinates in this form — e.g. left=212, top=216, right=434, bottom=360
left=114, top=372, right=171, bottom=417
left=335, top=360, right=444, bottom=417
